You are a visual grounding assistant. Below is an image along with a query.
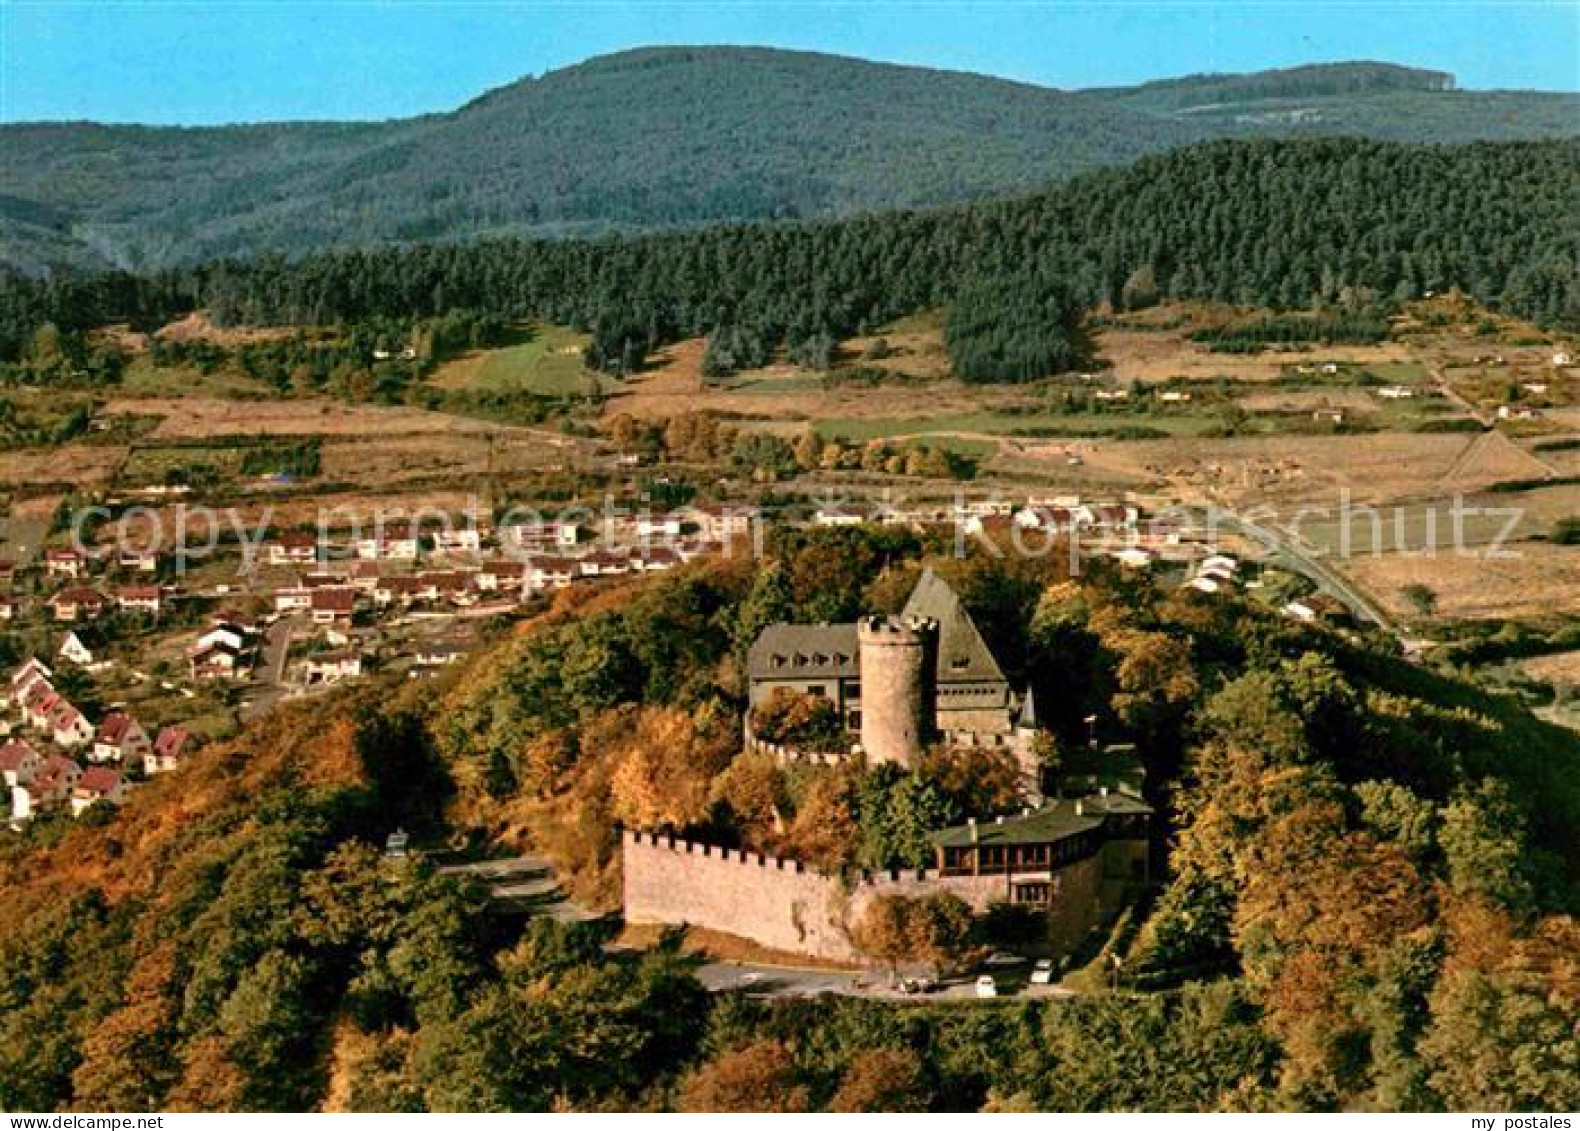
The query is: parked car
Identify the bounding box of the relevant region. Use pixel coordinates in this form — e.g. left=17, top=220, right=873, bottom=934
left=900, top=975, right=937, bottom=995
left=1030, top=959, right=1056, bottom=985
left=974, top=975, right=998, bottom=998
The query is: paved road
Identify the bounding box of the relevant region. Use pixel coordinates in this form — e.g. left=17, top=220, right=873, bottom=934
left=695, top=960, right=1081, bottom=1002
left=1207, top=509, right=1398, bottom=636
left=241, top=615, right=299, bottom=721
left=437, top=854, right=597, bottom=921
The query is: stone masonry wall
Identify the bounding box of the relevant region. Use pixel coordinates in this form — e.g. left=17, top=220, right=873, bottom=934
left=621, top=830, right=1129, bottom=964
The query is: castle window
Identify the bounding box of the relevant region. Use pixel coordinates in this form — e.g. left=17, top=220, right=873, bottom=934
left=1013, top=882, right=1051, bottom=905
left=806, top=684, right=826, bottom=697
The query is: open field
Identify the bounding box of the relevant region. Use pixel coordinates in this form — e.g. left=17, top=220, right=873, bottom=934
left=103, top=396, right=535, bottom=440
left=429, top=323, right=598, bottom=396
left=1341, top=541, right=1580, bottom=621
left=1096, top=321, right=1420, bottom=385
left=0, top=443, right=128, bottom=489
left=1065, top=430, right=1557, bottom=510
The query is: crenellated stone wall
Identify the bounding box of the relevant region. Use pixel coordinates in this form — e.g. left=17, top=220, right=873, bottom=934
left=621, top=829, right=1134, bottom=964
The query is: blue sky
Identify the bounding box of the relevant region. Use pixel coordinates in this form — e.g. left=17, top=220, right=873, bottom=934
left=2, top=1, right=1576, bottom=124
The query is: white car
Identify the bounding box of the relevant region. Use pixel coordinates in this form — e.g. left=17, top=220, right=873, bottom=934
left=1030, top=959, right=1055, bottom=985
left=974, top=975, right=998, bottom=998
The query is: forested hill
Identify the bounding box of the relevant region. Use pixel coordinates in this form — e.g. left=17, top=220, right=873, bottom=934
left=3, top=47, right=1578, bottom=273
left=1, top=547, right=1577, bottom=1112
left=7, top=138, right=1577, bottom=371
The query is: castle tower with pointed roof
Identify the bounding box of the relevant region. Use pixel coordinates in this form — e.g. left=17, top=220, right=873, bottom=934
left=901, top=567, right=1016, bottom=737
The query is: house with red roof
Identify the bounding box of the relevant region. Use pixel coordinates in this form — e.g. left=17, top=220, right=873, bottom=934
left=265, top=532, right=320, bottom=567
left=309, top=586, right=357, bottom=625
left=147, top=726, right=193, bottom=774
left=71, top=766, right=127, bottom=815
left=115, top=585, right=164, bottom=616
left=0, top=740, right=40, bottom=788
left=48, top=586, right=108, bottom=623
left=92, top=712, right=151, bottom=767
left=13, top=754, right=83, bottom=820
left=45, top=549, right=87, bottom=580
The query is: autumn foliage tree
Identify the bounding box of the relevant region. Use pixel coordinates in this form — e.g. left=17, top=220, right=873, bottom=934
left=674, top=1040, right=809, bottom=1113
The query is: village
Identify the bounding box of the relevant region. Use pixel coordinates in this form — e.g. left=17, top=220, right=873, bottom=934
left=0, top=481, right=1338, bottom=833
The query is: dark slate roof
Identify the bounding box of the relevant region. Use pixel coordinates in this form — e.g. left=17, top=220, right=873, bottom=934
left=747, top=623, right=860, bottom=680
left=902, top=568, right=1007, bottom=687
left=931, top=792, right=1151, bottom=849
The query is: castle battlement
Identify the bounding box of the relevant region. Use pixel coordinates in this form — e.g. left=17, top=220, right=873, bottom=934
left=620, top=828, right=942, bottom=887
left=856, top=613, right=937, bottom=641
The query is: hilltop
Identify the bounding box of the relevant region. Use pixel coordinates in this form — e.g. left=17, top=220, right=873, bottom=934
left=3, top=47, right=1578, bottom=273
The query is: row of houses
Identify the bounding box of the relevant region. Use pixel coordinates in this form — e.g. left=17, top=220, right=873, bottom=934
left=267, top=545, right=693, bottom=620
left=260, top=504, right=757, bottom=567
left=813, top=498, right=1141, bottom=533
left=39, top=546, right=162, bottom=580
left=1, top=659, right=193, bottom=825
left=38, top=584, right=166, bottom=623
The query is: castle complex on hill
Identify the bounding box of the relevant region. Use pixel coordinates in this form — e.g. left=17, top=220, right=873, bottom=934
left=621, top=569, right=1153, bottom=964
left=745, top=569, right=1038, bottom=786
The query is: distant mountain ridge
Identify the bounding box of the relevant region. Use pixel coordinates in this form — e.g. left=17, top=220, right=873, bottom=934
left=3, top=47, right=1576, bottom=274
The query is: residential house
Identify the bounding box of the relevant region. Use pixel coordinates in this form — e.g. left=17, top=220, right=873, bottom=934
left=115, top=585, right=164, bottom=617
left=1110, top=547, right=1155, bottom=569
left=8, top=658, right=53, bottom=710
left=59, top=628, right=106, bottom=668
left=577, top=550, right=631, bottom=579
left=48, top=587, right=107, bottom=622
left=13, top=755, right=81, bottom=822
left=304, top=650, right=363, bottom=684
left=354, top=525, right=421, bottom=561
left=274, top=587, right=313, bottom=614
left=679, top=504, right=758, bottom=543
left=413, top=642, right=465, bottom=670
left=45, top=549, right=87, bottom=580
left=118, top=547, right=162, bottom=573
left=526, top=556, right=577, bottom=591
left=311, top=587, right=357, bottom=625
left=433, top=528, right=483, bottom=555
left=46, top=697, right=95, bottom=748
left=635, top=513, right=683, bottom=539
left=190, top=641, right=244, bottom=681
left=146, top=726, right=192, bottom=774
left=33, top=755, right=82, bottom=802
left=265, top=533, right=320, bottom=567
left=196, top=624, right=248, bottom=654
left=632, top=547, right=682, bottom=574
left=475, top=560, right=528, bottom=594
left=0, top=740, right=40, bottom=788
left=71, top=766, right=127, bottom=815
left=813, top=506, right=865, bottom=528
left=92, top=712, right=151, bottom=767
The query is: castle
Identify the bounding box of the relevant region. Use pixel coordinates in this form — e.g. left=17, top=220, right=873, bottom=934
left=745, top=568, right=1034, bottom=774
left=620, top=569, right=1153, bottom=964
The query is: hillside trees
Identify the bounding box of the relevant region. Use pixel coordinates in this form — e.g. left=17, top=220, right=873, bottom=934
left=6, top=140, right=1577, bottom=379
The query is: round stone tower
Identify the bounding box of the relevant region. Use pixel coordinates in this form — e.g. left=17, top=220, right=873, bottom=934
left=858, top=614, right=938, bottom=767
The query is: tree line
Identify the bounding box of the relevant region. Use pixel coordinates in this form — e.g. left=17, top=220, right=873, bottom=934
left=2, top=138, right=1575, bottom=385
